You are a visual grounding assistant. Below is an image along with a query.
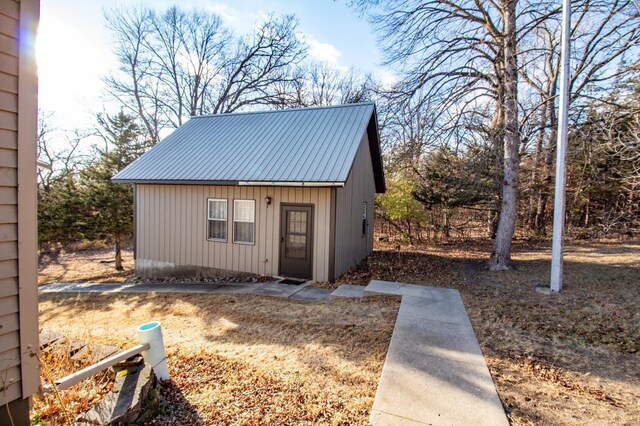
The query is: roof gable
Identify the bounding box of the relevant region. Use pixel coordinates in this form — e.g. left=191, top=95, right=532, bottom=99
left=113, top=103, right=384, bottom=192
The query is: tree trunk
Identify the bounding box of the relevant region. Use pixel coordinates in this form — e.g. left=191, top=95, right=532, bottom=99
left=443, top=210, right=450, bottom=238
left=115, top=235, right=123, bottom=271
left=489, top=0, right=519, bottom=271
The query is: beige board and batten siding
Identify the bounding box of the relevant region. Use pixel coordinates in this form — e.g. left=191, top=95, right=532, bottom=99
left=135, top=185, right=333, bottom=281
left=334, top=130, right=376, bottom=278
left=0, top=0, right=40, bottom=408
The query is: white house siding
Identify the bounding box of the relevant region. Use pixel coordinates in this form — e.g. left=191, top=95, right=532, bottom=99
left=135, top=185, right=333, bottom=281
left=0, top=0, right=39, bottom=413
left=333, top=131, right=376, bottom=278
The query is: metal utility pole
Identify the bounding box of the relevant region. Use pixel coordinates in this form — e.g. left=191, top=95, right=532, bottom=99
left=550, top=0, right=571, bottom=292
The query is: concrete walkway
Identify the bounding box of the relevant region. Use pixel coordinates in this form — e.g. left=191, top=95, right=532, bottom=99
left=364, top=280, right=508, bottom=426
left=39, top=281, right=333, bottom=301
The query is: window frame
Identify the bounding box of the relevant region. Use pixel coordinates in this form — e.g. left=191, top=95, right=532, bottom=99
left=207, top=198, right=228, bottom=242
left=233, top=199, right=256, bottom=245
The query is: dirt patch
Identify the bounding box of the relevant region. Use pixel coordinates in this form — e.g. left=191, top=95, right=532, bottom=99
left=37, top=293, right=399, bottom=425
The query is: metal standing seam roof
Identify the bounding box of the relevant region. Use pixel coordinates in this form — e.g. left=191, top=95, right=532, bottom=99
left=112, top=102, right=385, bottom=192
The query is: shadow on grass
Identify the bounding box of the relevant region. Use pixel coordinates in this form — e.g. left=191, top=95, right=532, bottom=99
left=152, top=380, right=203, bottom=425
left=38, top=240, right=640, bottom=425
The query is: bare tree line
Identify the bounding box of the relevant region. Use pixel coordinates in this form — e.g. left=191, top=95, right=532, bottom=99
left=37, top=2, right=640, bottom=272
left=103, top=6, right=380, bottom=142
left=357, top=0, right=640, bottom=268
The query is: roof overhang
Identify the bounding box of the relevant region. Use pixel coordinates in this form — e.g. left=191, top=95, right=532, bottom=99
left=239, top=181, right=344, bottom=187
left=367, top=105, right=386, bottom=193
left=111, top=178, right=345, bottom=187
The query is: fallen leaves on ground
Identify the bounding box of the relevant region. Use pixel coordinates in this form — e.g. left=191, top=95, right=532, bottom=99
left=37, top=292, right=398, bottom=425
left=338, top=238, right=640, bottom=425
left=32, top=342, right=116, bottom=425
left=35, top=238, right=640, bottom=425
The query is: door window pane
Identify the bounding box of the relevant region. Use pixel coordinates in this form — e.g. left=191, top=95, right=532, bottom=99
left=285, top=210, right=307, bottom=259
left=287, top=211, right=307, bottom=234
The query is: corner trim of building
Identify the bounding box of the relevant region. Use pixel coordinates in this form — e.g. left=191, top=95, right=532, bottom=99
left=17, top=0, right=41, bottom=400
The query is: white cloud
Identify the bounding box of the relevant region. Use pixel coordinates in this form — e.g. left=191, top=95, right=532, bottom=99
left=306, top=36, right=342, bottom=65
left=206, top=3, right=241, bottom=25
left=206, top=3, right=269, bottom=34
left=375, top=69, right=399, bottom=88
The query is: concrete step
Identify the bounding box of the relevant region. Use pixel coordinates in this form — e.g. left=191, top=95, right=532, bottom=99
left=330, top=284, right=366, bottom=299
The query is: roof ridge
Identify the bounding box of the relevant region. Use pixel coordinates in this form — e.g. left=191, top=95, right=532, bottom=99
left=191, top=102, right=375, bottom=119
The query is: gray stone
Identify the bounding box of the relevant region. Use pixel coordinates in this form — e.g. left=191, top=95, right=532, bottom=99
left=289, top=287, right=332, bottom=302
left=330, top=284, right=366, bottom=299
left=76, top=363, right=156, bottom=425
left=535, top=286, right=559, bottom=295
left=71, top=343, right=120, bottom=363
left=39, top=330, right=64, bottom=348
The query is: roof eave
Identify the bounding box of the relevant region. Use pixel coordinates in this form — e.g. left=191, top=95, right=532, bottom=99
left=367, top=105, right=386, bottom=193
left=111, top=178, right=345, bottom=187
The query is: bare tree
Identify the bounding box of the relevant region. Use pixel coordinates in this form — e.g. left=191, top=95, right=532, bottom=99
left=104, top=6, right=160, bottom=142
left=520, top=0, right=640, bottom=234
left=357, top=0, right=640, bottom=266
left=37, top=110, right=55, bottom=192
left=105, top=7, right=306, bottom=138
left=489, top=0, right=520, bottom=270
left=287, top=62, right=376, bottom=107
left=209, top=15, right=307, bottom=113
left=36, top=110, right=88, bottom=193
left=355, top=0, right=529, bottom=268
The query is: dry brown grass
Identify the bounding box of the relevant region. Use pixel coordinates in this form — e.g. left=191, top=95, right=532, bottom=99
left=340, top=239, right=640, bottom=425
left=32, top=340, right=115, bottom=425
left=36, top=239, right=640, bottom=425
left=38, top=246, right=134, bottom=285
left=37, top=292, right=399, bottom=425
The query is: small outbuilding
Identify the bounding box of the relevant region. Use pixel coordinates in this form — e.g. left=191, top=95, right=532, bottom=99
left=113, top=102, right=385, bottom=281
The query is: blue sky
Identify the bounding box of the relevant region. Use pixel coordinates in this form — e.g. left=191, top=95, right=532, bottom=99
left=37, top=0, right=390, bottom=132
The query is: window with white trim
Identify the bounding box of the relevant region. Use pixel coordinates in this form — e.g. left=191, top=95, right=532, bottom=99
left=233, top=199, right=255, bottom=244
left=207, top=199, right=227, bottom=241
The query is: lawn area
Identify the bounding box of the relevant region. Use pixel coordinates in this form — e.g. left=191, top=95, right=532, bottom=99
left=37, top=292, right=399, bottom=424
left=38, top=244, right=134, bottom=285
left=37, top=239, right=640, bottom=425
left=338, top=239, right=640, bottom=425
